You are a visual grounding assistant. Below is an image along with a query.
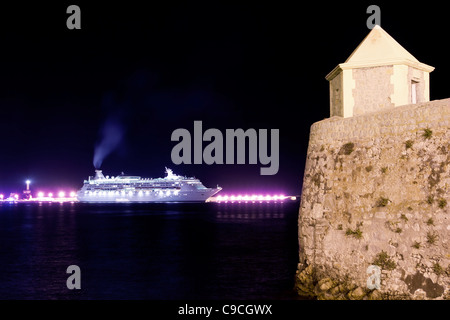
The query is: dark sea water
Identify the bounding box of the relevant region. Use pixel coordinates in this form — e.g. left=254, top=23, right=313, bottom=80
left=0, top=201, right=300, bottom=300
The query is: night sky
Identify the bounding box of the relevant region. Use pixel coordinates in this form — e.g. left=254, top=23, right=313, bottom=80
left=0, top=2, right=448, bottom=196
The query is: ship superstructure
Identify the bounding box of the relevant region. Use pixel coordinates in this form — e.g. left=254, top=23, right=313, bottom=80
left=77, top=168, right=221, bottom=202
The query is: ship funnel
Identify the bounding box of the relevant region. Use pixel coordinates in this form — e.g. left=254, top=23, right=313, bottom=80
left=95, top=170, right=105, bottom=180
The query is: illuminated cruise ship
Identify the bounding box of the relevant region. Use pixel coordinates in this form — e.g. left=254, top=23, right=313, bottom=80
left=77, top=168, right=222, bottom=202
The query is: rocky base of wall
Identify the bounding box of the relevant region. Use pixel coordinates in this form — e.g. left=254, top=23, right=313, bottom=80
left=295, top=264, right=450, bottom=300
left=295, top=264, right=381, bottom=300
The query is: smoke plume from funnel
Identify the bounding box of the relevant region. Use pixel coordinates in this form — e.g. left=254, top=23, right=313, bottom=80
left=93, top=114, right=125, bottom=169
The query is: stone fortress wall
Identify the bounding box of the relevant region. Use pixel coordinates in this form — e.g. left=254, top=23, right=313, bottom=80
left=295, top=98, right=450, bottom=299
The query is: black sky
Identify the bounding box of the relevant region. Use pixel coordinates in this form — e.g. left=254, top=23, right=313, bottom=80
left=0, top=2, right=448, bottom=195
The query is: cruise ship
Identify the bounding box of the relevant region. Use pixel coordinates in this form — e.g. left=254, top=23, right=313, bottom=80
left=77, top=168, right=222, bottom=203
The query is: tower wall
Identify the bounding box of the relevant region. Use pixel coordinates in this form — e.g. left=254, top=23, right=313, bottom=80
left=329, top=73, right=343, bottom=117
left=353, top=65, right=395, bottom=116
left=329, top=64, right=432, bottom=118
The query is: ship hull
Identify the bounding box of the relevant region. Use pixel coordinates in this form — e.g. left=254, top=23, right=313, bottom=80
left=77, top=169, right=221, bottom=203
left=77, top=188, right=220, bottom=203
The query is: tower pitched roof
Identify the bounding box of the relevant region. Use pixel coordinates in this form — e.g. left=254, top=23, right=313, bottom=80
left=326, top=25, right=434, bottom=80
left=345, top=25, right=418, bottom=64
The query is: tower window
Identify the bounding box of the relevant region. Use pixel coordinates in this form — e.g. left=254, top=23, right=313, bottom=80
left=411, top=80, right=418, bottom=104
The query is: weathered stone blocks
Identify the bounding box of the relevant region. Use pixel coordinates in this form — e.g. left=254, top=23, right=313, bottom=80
left=296, top=99, right=450, bottom=299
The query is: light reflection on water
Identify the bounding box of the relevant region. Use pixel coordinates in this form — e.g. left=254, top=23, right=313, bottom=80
left=0, top=201, right=300, bottom=300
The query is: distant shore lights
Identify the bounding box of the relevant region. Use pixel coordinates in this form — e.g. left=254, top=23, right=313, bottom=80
left=0, top=190, right=81, bottom=202
left=34, top=190, right=77, bottom=202
left=214, top=194, right=292, bottom=203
